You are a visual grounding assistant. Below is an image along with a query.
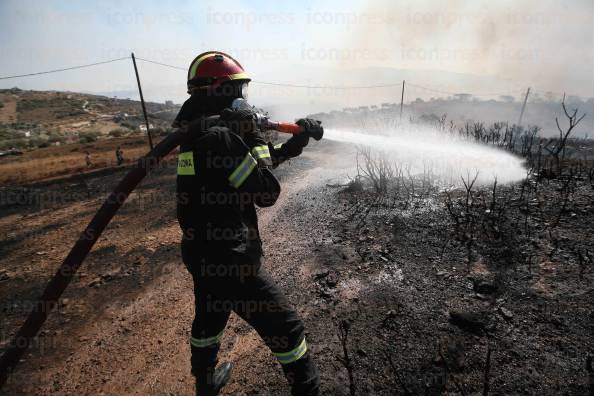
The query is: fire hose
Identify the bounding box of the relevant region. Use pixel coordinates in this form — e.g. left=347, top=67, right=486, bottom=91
left=0, top=113, right=322, bottom=387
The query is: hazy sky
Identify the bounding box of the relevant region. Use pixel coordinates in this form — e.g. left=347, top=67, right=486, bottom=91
left=1, top=0, right=593, bottom=115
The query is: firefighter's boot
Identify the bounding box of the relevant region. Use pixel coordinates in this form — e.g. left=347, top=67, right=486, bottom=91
left=195, top=362, right=232, bottom=396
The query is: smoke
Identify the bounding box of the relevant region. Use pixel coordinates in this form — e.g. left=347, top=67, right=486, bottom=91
left=252, top=0, right=594, bottom=121
left=2, top=0, right=591, bottom=114
left=322, top=124, right=526, bottom=186
left=350, top=0, right=594, bottom=96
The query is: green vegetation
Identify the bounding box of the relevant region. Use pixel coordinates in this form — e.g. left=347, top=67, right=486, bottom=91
left=0, top=124, right=31, bottom=149
left=108, top=128, right=127, bottom=138
left=0, top=87, right=22, bottom=94
left=47, top=131, right=66, bottom=145
left=4, top=122, right=37, bottom=130
left=54, top=108, right=86, bottom=119
left=79, top=130, right=101, bottom=144
left=24, top=134, right=48, bottom=149
left=0, top=89, right=180, bottom=152
left=0, top=139, right=24, bottom=150
left=17, top=97, right=86, bottom=119
left=17, top=98, right=48, bottom=112
left=120, top=121, right=138, bottom=130
left=0, top=134, right=53, bottom=150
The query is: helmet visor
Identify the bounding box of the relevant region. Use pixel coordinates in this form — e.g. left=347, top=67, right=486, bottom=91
left=240, top=82, right=249, bottom=100
left=216, top=80, right=248, bottom=99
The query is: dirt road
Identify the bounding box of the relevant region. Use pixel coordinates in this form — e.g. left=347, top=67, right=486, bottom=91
left=1, top=138, right=592, bottom=395
left=0, top=141, right=357, bottom=395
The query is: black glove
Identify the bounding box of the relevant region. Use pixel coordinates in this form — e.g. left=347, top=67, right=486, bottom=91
left=278, top=118, right=322, bottom=159
left=296, top=118, right=323, bottom=141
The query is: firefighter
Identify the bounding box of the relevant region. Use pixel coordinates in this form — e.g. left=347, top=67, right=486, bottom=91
left=84, top=151, right=92, bottom=167
left=174, top=51, right=322, bottom=396
left=115, top=146, right=124, bottom=166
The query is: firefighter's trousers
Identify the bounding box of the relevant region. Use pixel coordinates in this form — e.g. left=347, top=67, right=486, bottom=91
left=183, top=252, right=320, bottom=396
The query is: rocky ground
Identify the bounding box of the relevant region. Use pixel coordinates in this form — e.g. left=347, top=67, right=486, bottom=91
left=1, top=138, right=593, bottom=395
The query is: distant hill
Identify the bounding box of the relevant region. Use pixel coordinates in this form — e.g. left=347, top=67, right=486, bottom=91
left=306, top=95, right=594, bottom=138
left=0, top=88, right=180, bottom=150
left=1, top=88, right=591, bottom=152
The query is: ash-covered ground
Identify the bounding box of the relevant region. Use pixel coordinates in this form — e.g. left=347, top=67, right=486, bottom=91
left=1, top=136, right=593, bottom=395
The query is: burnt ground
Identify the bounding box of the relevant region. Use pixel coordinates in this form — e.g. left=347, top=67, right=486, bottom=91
left=1, top=138, right=593, bottom=395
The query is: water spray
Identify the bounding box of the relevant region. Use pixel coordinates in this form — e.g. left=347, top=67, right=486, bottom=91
left=322, top=125, right=526, bottom=186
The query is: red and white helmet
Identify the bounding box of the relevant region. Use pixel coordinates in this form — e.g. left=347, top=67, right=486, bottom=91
left=187, top=51, right=250, bottom=93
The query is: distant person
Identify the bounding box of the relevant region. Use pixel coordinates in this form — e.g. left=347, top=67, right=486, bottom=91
left=85, top=151, right=92, bottom=167
left=115, top=146, right=124, bottom=166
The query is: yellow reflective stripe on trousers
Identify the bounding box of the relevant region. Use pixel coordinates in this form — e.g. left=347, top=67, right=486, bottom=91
left=274, top=338, right=308, bottom=364
left=273, top=143, right=283, bottom=150
left=228, top=152, right=257, bottom=188
left=177, top=151, right=195, bottom=175
left=190, top=330, right=224, bottom=348
left=251, top=145, right=271, bottom=161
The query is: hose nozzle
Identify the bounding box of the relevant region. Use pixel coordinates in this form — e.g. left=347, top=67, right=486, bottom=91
left=231, top=98, right=323, bottom=140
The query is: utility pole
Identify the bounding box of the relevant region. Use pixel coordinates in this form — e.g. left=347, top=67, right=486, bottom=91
left=518, top=87, right=531, bottom=126
left=399, top=80, right=405, bottom=121
left=131, top=53, right=153, bottom=150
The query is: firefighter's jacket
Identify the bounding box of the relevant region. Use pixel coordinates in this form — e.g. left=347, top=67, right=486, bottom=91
left=176, top=118, right=280, bottom=265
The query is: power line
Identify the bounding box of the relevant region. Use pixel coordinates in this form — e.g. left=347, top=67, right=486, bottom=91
left=135, top=57, right=186, bottom=71
left=136, top=57, right=404, bottom=88
left=251, top=81, right=403, bottom=89
left=135, top=57, right=522, bottom=94
left=0, top=57, right=130, bottom=80
left=407, top=82, right=525, bottom=97
left=0, top=54, right=570, bottom=99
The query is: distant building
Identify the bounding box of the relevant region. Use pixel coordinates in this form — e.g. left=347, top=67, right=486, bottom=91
left=139, top=124, right=154, bottom=132
left=165, top=100, right=174, bottom=107
left=112, top=112, right=129, bottom=122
